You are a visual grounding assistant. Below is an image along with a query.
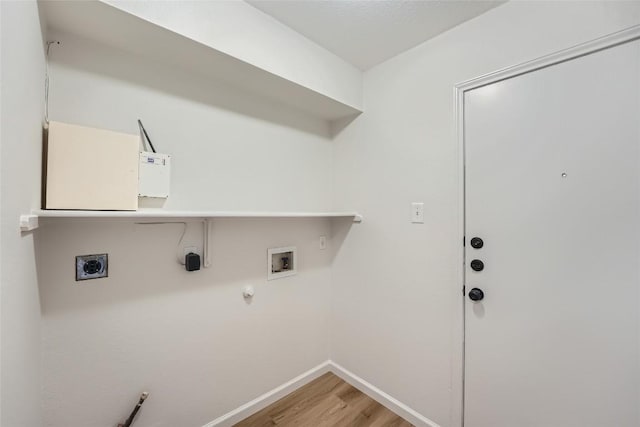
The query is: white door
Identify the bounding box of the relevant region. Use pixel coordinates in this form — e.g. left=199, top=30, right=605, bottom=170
left=464, top=39, right=640, bottom=427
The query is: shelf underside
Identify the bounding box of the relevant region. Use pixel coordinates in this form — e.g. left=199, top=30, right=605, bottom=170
left=39, top=1, right=362, bottom=121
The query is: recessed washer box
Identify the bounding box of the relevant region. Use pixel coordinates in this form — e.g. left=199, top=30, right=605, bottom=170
left=268, top=246, right=297, bottom=280
left=44, top=121, right=139, bottom=210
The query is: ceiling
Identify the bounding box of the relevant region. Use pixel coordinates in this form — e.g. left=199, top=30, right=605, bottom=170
left=246, top=0, right=505, bottom=71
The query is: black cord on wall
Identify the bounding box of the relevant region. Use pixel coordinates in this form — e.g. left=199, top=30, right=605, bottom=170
left=137, top=119, right=157, bottom=153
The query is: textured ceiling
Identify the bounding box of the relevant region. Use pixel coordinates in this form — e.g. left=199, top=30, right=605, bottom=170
left=246, top=0, right=505, bottom=70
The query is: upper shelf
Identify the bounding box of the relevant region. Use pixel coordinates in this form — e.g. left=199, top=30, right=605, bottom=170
left=20, top=210, right=363, bottom=231
left=39, top=1, right=363, bottom=121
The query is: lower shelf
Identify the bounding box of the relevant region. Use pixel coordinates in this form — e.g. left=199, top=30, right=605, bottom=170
left=20, top=210, right=363, bottom=231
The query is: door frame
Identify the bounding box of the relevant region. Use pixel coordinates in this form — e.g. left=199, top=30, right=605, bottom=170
left=451, top=24, right=640, bottom=427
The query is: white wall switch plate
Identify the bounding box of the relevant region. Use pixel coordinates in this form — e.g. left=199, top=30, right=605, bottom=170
left=319, top=236, right=327, bottom=250
left=411, top=202, right=424, bottom=223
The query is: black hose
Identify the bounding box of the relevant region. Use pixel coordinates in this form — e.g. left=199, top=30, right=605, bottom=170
left=122, top=392, right=149, bottom=427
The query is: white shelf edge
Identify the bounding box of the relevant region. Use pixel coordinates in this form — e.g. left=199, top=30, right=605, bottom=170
left=19, top=214, right=39, bottom=232
left=24, top=210, right=363, bottom=230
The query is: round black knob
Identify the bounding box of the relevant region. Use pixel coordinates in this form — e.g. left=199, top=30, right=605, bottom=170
left=469, top=288, right=484, bottom=301
left=470, top=237, right=484, bottom=249
left=470, top=259, right=484, bottom=271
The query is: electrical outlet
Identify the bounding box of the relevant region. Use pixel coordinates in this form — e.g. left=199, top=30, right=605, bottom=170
left=76, top=254, right=108, bottom=281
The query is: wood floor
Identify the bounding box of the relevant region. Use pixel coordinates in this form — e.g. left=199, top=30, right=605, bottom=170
left=233, top=372, right=414, bottom=427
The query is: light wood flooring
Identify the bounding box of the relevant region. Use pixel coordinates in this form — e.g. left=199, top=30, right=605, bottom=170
left=233, top=372, right=414, bottom=427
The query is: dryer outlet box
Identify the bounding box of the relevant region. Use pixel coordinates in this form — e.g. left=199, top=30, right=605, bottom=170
left=76, top=254, right=108, bottom=281
left=44, top=121, right=139, bottom=210
left=139, top=151, right=171, bottom=198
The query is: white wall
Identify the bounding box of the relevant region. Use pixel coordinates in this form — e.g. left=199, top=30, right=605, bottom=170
left=39, top=33, right=341, bottom=427
left=103, top=0, right=363, bottom=111
left=0, top=1, right=45, bottom=427
left=331, top=2, right=640, bottom=426
left=48, top=33, right=333, bottom=212
left=39, top=217, right=336, bottom=427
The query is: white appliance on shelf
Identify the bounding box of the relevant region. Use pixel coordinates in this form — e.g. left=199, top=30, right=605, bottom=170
left=138, top=151, right=171, bottom=198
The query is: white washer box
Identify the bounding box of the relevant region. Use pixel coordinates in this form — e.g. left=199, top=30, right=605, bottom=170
left=44, top=121, right=139, bottom=210
left=268, top=246, right=297, bottom=280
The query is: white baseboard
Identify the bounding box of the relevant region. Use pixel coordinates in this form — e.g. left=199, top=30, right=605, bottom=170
left=203, top=361, right=331, bottom=427
left=328, top=361, right=441, bottom=427
left=203, top=359, right=440, bottom=427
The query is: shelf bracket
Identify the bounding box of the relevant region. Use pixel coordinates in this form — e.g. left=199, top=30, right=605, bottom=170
left=203, top=219, right=211, bottom=268
left=20, top=214, right=39, bottom=232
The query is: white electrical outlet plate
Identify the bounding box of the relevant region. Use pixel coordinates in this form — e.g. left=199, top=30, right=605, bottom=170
left=268, top=246, right=297, bottom=280
left=76, top=254, right=108, bottom=281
